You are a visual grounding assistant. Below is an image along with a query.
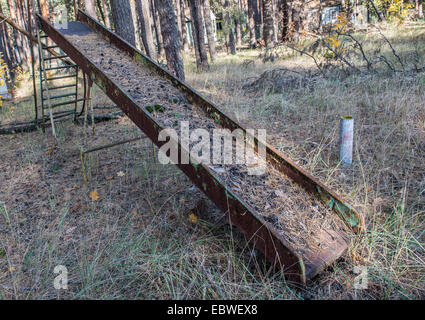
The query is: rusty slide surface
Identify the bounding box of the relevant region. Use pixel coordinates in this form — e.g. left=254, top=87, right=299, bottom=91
left=37, top=10, right=364, bottom=285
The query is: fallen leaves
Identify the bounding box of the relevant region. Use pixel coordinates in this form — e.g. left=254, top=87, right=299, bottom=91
left=131, top=209, right=138, bottom=217
left=89, top=189, right=99, bottom=201
left=46, top=145, right=54, bottom=155
left=188, top=212, right=198, bottom=224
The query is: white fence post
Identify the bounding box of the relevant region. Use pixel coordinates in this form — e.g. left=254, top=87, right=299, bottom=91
left=339, top=116, right=354, bottom=165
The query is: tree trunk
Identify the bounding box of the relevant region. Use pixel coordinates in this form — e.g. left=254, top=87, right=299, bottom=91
left=101, top=0, right=111, bottom=27
left=175, top=0, right=183, bottom=46
left=180, top=0, right=190, bottom=53
left=0, top=4, right=15, bottom=69
left=129, top=0, right=142, bottom=50
left=290, top=0, right=303, bottom=41
left=96, top=0, right=106, bottom=26
left=235, top=18, right=242, bottom=47
left=281, top=0, right=289, bottom=41
left=262, top=0, right=274, bottom=48
left=39, top=0, right=49, bottom=18
left=110, top=0, right=136, bottom=46
left=419, top=0, right=424, bottom=18
left=272, top=0, right=279, bottom=43
left=16, top=0, right=31, bottom=69
left=202, top=0, right=217, bottom=62
left=151, top=0, right=165, bottom=57
left=188, top=0, right=209, bottom=70
left=7, top=0, right=27, bottom=69
left=154, top=0, right=185, bottom=80
left=84, top=0, right=97, bottom=18
left=254, top=0, right=262, bottom=39
left=136, top=0, right=157, bottom=61
left=224, top=0, right=236, bottom=55
left=248, top=0, right=257, bottom=47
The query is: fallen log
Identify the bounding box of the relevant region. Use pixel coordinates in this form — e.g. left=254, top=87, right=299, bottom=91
left=0, top=110, right=123, bottom=134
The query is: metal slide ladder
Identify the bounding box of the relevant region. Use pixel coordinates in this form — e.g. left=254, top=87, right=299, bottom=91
left=36, top=30, right=84, bottom=136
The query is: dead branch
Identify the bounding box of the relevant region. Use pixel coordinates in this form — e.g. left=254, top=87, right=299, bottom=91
left=0, top=110, right=124, bottom=135
left=366, top=0, right=384, bottom=21
left=282, top=43, right=325, bottom=76
left=321, top=40, right=361, bottom=72
left=336, top=31, right=373, bottom=70
left=373, top=25, right=405, bottom=70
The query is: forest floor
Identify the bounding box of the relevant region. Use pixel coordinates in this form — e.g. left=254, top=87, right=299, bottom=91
left=0, top=22, right=424, bottom=299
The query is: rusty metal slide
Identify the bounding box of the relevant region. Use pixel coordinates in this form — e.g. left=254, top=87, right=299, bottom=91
left=37, top=9, right=364, bottom=285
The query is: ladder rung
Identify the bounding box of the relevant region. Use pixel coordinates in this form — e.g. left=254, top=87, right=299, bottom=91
left=48, top=98, right=85, bottom=108
left=43, top=45, right=59, bottom=49
left=44, top=55, right=68, bottom=61
left=45, top=65, right=77, bottom=71
left=43, top=74, right=77, bottom=81
left=42, top=84, right=76, bottom=91
left=53, top=110, right=75, bottom=116
left=43, top=93, right=77, bottom=101
left=52, top=111, right=75, bottom=120
left=36, top=110, right=75, bottom=119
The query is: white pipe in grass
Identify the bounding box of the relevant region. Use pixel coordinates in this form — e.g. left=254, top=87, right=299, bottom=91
left=339, top=116, right=354, bottom=165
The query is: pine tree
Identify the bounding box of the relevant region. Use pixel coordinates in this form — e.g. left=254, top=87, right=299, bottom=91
left=154, top=0, right=185, bottom=80
left=110, top=0, right=136, bottom=46
left=188, top=0, right=209, bottom=70
left=136, top=0, right=157, bottom=61
left=202, top=0, right=217, bottom=62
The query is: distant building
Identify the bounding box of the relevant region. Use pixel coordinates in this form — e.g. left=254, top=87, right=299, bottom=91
left=305, top=0, right=368, bottom=31
left=321, top=5, right=340, bottom=25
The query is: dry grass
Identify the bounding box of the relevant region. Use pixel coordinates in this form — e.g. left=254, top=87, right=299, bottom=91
left=0, top=23, right=424, bottom=299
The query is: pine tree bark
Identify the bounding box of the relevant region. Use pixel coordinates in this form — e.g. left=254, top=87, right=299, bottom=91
left=110, top=0, right=136, bottom=46
left=175, top=0, right=183, bottom=46
left=291, top=0, right=303, bottom=41
left=0, top=4, right=15, bottom=69
left=129, top=0, right=142, bottom=50
left=281, top=0, right=289, bottom=41
left=84, top=0, right=97, bottom=18
left=188, top=0, right=209, bottom=70
left=262, top=0, right=274, bottom=48
left=180, top=0, right=190, bottom=53
left=101, top=0, right=111, bottom=27
left=136, top=0, right=157, bottom=61
left=254, top=0, right=262, bottom=39
left=16, top=0, right=31, bottom=68
left=224, top=0, right=236, bottom=55
left=272, top=0, right=279, bottom=43
left=39, top=0, right=49, bottom=18
left=154, top=0, right=185, bottom=80
left=96, top=0, right=106, bottom=26
left=7, top=0, right=27, bottom=69
left=150, top=0, right=165, bottom=57
left=248, top=0, right=257, bottom=47
left=202, top=0, right=217, bottom=62
left=235, top=18, right=242, bottom=47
